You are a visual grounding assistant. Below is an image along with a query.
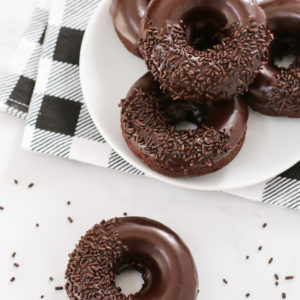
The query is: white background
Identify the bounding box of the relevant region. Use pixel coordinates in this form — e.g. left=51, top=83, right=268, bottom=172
left=0, top=0, right=300, bottom=299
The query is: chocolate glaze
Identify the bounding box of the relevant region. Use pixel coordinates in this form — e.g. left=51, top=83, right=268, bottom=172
left=121, top=72, right=248, bottom=177
left=139, top=0, right=272, bottom=103
left=245, top=0, right=300, bottom=118
left=113, top=217, right=199, bottom=300
left=110, top=0, right=149, bottom=57
left=65, top=217, right=199, bottom=300
left=142, top=0, right=267, bottom=29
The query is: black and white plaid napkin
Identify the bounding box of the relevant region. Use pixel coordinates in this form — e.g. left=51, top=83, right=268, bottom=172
left=0, top=0, right=299, bottom=206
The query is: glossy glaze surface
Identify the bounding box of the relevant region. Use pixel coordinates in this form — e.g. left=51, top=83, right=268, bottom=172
left=111, top=0, right=149, bottom=57
left=246, top=0, right=300, bottom=117
left=113, top=217, right=199, bottom=300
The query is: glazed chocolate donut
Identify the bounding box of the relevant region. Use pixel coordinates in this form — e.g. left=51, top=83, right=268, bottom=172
left=65, top=217, right=199, bottom=300
left=120, top=72, right=248, bottom=177
left=245, top=0, right=300, bottom=118
left=110, top=0, right=149, bottom=57
left=139, top=0, right=272, bottom=103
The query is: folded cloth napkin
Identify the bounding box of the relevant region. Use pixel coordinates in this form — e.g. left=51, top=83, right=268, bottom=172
left=0, top=0, right=299, bottom=207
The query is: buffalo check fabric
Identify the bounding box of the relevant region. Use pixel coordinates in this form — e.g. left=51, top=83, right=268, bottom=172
left=0, top=0, right=299, bottom=205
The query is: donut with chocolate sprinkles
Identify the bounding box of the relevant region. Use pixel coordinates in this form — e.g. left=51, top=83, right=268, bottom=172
left=139, top=0, right=272, bottom=103
left=65, top=217, right=199, bottom=300
left=244, top=0, right=300, bottom=118
left=120, top=72, right=248, bottom=177
left=110, top=0, right=150, bottom=57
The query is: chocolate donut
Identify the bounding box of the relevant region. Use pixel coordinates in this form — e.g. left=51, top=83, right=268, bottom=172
left=245, top=0, right=300, bottom=118
left=110, top=0, right=149, bottom=57
left=65, top=217, right=199, bottom=300
left=139, top=0, right=272, bottom=103
left=120, top=72, right=248, bottom=177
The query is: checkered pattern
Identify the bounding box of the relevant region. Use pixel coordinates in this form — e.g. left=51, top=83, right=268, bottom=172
left=0, top=0, right=298, bottom=205
left=0, top=0, right=49, bottom=119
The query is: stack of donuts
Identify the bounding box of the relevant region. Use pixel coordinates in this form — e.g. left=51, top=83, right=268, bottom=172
left=111, top=0, right=300, bottom=178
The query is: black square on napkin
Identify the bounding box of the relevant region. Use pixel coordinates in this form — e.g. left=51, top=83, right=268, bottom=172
left=53, top=27, right=84, bottom=65
left=36, top=95, right=81, bottom=136
left=7, top=76, right=35, bottom=112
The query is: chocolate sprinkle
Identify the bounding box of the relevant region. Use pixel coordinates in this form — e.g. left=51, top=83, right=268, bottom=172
left=13, top=263, right=19, bottom=268
left=10, top=277, right=15, bottom=282
left=223, top=278, right=228, bottom=284
left=268, top=257, right=274, bottom=264
left=0, top=206, right=4, bottom=210
left=258, top=246, right=263, bottom=251
left=67, top=217, right=73, bottom=223
left=67, top=201, right=71, bottom=205
left=65, top=218, right=128, bottom=299
left=261, top=58, right=300, bottom=115
left=139, top=19, right=271, bottom=102
left=246, top=293, right=250, bottom=297
left=282, top=292, right=286, bottom=299
left=120, top=88, right=231, bottom=176
left=285, top=276, right=294, bottom=280
left=262, top=223, right=268, bottom=228
left=14, top=179, right=18, bottom=185
left=12, top=252, right=16, bottom=258
left=275, top=274, right=279, bottom=280
left=28, top=183, right=34, bottom=188
left=49, top=277, right=54, bottom=281
left=55, top=286, right=64, bottom=291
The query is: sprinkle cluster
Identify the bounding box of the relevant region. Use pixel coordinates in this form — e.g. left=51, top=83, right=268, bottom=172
left=121, top=88, right=231, bottom=175
left=65, top=218, right=128, bottom=300
left=139, top=18, right=272, bottom=103
left=264, top=58, right=300, bottom=115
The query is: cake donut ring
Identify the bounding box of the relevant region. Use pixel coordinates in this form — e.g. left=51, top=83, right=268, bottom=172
left=65, top=217, right=199, bottom=300
left=110, top=0, right=150, bottom=57
left=245, top=0, right=300, bottom=118
left=139, top=0, right=272, bottom=103
left=120, top=72, right=248, bottom=177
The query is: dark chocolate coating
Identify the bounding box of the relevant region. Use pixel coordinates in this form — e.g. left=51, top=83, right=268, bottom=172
left=245, top=0, right=300, bottom=118
left=139, top=0, right=271, bottom=103
left=113, top=217, right=199, bottom=300
left=65, top=217, right=199, bottom=300
left=121, top=72, right=248, bottom=177
left=110, top=0, right=149, bottom=57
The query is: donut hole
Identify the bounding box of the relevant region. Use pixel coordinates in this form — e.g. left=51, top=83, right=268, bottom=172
left=115, top=269, right=144, bottom=296
left=183, top=8, right=227, bottom=50
left=269, top=20, right=300, bottom=69
left=165, top=101, right=203, bottom=130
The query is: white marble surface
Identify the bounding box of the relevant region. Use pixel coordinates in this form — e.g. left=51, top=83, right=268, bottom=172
left=0, top=1, right=300, bottom=300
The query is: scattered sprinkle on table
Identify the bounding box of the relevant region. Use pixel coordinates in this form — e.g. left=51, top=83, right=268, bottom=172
left=28, top=183, right=34, bottom=188
left=268, top=257, right=273, bottom=264
left=246, top=255, right=250, bottom=260
left=0, top=206, right=4, bottom=210
left=49, top=277, right=54, bottom=281
left=123, top=212, right=128, bottom=216
left=275, top=281, right=279, bottom=286
left=12, top=252, right=16, bottom=258
left=285, top=276, right=294, bottom=280
left=262, top=223, right=268, bottom=228
left=40, top=296, right=44, bottom=299
left=67, top=201, right=71, bottom=205
left=223, top=278, right=228, bottom=284
left=36, top=223, right=40, bottom=227
left=55, top=286, right=64, bottom=291
left=282, top=292, right=286, bottom=299
left=245, top=293, right=250, bottom=297
left=10, top=277, right=15, bottom=282
left=67, top=217, right=73, bottom=223
left=13, top=263, right=19, bottom=268
left=14, top=179, right=18, bottom=184
left=258, top=246, right=263, bottom=251
left=275, top=274, right=279, bottom=280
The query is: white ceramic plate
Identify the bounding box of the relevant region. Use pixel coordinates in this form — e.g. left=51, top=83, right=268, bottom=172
left=80, top=0, right=300, bottom=191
